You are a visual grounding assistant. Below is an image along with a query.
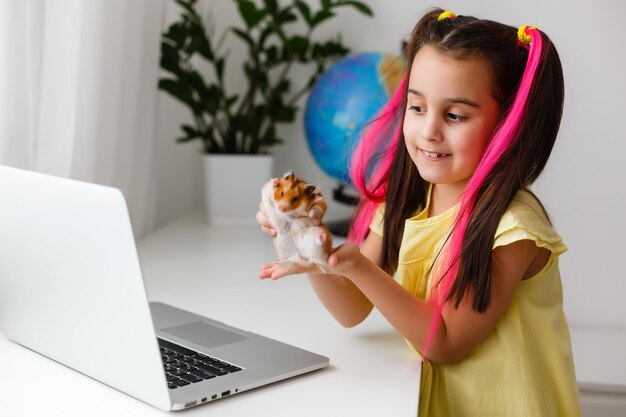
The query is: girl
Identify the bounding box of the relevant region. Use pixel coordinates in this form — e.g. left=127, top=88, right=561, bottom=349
left=257, top=8, right=581, bottom=417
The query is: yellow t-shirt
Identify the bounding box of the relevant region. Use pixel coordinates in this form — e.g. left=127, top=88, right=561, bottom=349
left=370, top=185, right=581, bottom=417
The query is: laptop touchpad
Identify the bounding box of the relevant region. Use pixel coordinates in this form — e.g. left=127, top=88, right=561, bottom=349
left=161, top=321, right=248, bottom=349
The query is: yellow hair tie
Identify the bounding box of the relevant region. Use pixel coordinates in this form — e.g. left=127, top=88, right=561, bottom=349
left=438, top=11, right=457, bottom=21
left=517, top=25, right=537, bottom=46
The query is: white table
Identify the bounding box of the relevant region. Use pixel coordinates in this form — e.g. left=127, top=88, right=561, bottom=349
left=0, top=211, right=421, bottom=416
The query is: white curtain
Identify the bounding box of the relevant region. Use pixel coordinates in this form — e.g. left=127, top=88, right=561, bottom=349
left=0, top=0, right=165, bottom=238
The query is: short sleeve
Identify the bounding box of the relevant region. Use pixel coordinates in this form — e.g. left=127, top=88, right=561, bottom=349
left=369, top=203, right=385, bottom=236
left=493, top=190, right=567, bottom=256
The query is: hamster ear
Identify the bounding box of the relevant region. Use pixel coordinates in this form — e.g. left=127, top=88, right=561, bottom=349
left=283, top=170, right=294, bottom=179
left=305, top=185, right=317, bottom=196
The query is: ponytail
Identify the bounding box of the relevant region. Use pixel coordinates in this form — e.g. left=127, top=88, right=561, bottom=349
left=423, top=27, right=544, bottom=355
left=348, top=74, right=408, bottom=244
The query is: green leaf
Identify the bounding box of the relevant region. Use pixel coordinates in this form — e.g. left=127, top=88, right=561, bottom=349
left=162, top=22, right=187, bottom=47
left=276, top=8, right=297, bottom=25
left=237, top=0, right=266, bottom=28
left=335, top=1, right=373, bottom=16
left=311, top=39, right=349, bottom=59
left=176, top=123, right=204, bottom=144
left=310, top=10, right=334, bottom=27
left=306, top=73, right=319, bottom=89
left=197, top=39, right=214, bottom=61
left=259, top=26, right=274, bottom=48
left=274, top=105, right=297, bottom=122
left=276, top=79, right=290, bottom=94
left=294, top=1, right=311, bottom=25
left=231, top=28, right=254, bottom=47
left=262, top=0, right=278, bottom=13
left=175, top=135, right=200, bottom=143
left=160, top=42, right=181, bottom=74
left=174, top=0, right=200, bottom=19
left=186, top=70, right=219, bottom=114
left=204, top=87, right=221, bottom=115
left=257, top=70, right=269, bottom=91
left=158, top=78, right=194, bottom=107
left=226, top=95, right=239, bottom=108
left=188, top=23, right=213, bottom=60
left=265, top=45, right=279, bottom=65
left=186, top=36, right=204, bottom=55
left=286, top=35, right=309, bottom=58
left=215, top=58, right=225, bottom=81
left=181, top=124, right=199, bottom=136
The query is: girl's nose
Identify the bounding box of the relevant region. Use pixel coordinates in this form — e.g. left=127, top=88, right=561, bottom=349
left=420, top=114, right=443, bottom=142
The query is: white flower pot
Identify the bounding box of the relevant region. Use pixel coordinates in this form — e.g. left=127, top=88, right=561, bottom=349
left=202, top=154, right=273, bottom=225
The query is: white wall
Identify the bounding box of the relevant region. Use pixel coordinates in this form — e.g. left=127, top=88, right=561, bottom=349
left=153, top=0, right=626, bottom=329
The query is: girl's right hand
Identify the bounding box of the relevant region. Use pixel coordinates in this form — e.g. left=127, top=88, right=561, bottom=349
left=256, top=201, right=277, bottom=237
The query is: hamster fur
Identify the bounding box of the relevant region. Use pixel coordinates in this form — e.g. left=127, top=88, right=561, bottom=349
left=261, top=170, right=332, bottom=267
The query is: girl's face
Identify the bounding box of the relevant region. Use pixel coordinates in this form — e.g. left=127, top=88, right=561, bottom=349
left=403, top=45, right=501, bottom=193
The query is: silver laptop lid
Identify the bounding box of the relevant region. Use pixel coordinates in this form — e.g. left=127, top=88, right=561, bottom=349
left=0, top=166, right=171, bottom=411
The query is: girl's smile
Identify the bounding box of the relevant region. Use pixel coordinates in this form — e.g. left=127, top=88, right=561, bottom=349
left=419, top=148, right=452, bottom=160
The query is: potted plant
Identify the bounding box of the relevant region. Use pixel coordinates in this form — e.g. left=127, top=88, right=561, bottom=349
left=159, top=0, right=373, bottom=224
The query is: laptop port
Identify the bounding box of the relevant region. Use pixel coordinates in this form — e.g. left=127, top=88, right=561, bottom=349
left=184, top=400, right=197, bottom=407
left=211, top=394, right=217, bottom=400
left=201, top=397, right=207, bottom=403
left=222, top=390, right=231, bottom=397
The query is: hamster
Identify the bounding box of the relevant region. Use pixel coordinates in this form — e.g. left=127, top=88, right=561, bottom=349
left=261, top=170, right=332, bottom=267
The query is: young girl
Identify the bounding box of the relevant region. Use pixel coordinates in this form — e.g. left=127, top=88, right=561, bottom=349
left=257, top=8, right=581, bottom=416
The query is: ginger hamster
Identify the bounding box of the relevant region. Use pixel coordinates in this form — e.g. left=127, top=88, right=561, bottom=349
left=261, top=170, right=332, bottom=266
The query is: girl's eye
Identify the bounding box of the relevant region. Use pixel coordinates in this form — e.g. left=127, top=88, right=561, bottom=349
left=447, top=113, right=467, bottom=122
left=408, top=105, right=424, bottom=113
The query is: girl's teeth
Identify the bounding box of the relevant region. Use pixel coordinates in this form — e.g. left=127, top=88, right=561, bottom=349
left=425, top=151, right=449, bottom=158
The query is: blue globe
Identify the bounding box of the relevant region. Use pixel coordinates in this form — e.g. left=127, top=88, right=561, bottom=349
left=304, top=52, right=404, bottom=185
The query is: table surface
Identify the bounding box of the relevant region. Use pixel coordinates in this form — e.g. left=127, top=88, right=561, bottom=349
left=0, top=211, right=422, bottom=416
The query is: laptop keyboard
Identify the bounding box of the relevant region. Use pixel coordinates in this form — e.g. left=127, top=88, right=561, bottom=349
left=158, top=338, right=242, bottom=389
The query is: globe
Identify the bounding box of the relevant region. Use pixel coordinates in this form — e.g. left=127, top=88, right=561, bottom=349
left=304, top=52, right=404, bottom=185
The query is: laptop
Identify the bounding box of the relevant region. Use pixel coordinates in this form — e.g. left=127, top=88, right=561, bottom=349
left=0, top=165, right=329, bottom=411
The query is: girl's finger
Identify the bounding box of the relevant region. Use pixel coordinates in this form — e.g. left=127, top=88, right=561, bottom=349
left=261, top=226, right=277, bottom=236
left=259, top=266, right=275, bottom=279
left=271, top=268, right=287, bottom=280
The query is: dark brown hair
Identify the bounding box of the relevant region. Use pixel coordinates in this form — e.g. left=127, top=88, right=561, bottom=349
left=376, top=8, right=564, bottom=312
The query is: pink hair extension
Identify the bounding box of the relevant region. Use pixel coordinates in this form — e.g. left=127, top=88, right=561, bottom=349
left=422, top=28, right=544, bottom=357
left=348, top=73, right=408, bottom=243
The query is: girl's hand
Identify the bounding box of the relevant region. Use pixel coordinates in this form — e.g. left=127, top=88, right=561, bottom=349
left=259, top=261, right=320, bottom=280
left=259, top=243, right=365, bottom=280
left=327, top=243, right=364, bottom=276
left=256, top=201, right=277, bottom=237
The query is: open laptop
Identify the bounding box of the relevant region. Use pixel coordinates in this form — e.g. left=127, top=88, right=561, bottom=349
left=0, top=165, right=328, bottom=411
